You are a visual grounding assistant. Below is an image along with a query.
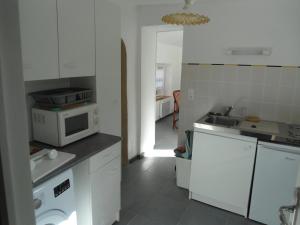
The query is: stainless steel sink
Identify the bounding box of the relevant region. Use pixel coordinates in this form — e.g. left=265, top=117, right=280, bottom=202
left=205, top=116, right=240, bottom=127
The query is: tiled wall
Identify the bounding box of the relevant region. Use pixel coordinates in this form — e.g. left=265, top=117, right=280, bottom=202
left=178, top=64, right=300, bottom=143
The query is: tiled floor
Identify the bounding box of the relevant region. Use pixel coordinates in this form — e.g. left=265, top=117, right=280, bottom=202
left=155, top=115, right=178, bottom=150
left=116, top=157, right=261, bottom=225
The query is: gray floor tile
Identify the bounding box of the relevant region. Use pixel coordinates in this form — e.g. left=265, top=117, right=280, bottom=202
left=159, top=179, right=190, bottom=204
left=135, top=194, right=188, bottom=225
left=127, top=215, right=165, bottom=225
left=113, top=209, right=137, bottom=225
left=178, top=200, right=228, bottom=225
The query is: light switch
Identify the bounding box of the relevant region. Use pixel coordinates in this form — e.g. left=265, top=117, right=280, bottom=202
left=188, top=88, right=194, bottom=101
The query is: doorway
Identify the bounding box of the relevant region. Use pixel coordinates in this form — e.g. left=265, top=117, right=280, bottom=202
left=140, top=26, right=183, bottom=157
left=154, top=30, right=183, bottom=152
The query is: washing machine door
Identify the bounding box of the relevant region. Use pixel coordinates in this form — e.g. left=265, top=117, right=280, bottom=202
left=36, top=209, right=68, bottom=225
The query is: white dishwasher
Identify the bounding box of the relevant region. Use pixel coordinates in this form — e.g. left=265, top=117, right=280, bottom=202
left=250, top=141, right=300, bottom=225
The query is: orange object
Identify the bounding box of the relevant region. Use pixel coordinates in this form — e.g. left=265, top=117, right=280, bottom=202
left=173, top=90, right=181, bottom=129
left=246, top=116, right=261, bottom=123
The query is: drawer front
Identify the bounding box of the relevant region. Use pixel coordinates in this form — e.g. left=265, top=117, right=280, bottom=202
left=89, top=142, right=121, bottom=174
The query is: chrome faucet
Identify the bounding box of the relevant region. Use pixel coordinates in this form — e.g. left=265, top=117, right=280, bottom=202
left=224, top=106, right=233, bottom=117
left=224, top=97, right=247, bottom=117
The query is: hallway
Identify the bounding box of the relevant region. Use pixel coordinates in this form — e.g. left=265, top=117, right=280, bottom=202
left=155, top=115, right=178, bottom=150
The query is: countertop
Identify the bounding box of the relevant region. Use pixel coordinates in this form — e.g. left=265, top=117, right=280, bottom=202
left=194, top=115, right=300, bottom=148
left=156, top=95, right=171, bottom=101
left=33, top=133, right=121, bottom=187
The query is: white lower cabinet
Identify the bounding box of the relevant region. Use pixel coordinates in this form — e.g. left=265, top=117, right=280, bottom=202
left=155, top=97, right=174, bottom=121
left=250, top=143, right=300, bottom=225
left=91, top=156, right=121, bottom=225
left=189, top=132, right=257, bottom=216
left=73, top=142, right=121, bottom=225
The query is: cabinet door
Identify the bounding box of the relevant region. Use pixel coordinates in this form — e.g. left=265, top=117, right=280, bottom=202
left=19, top=0, right=59, bottom=81
left=57, top=0, right=95, bottom=78
left=156, top=101, right=161, bottom=121
left=189, top=132, right=256, bottom=216
left=91, top=156, right=121, bottom=225
left=250, top=146, right=300, bottom=225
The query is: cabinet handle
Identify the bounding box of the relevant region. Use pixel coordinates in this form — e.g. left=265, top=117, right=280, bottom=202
left=285, top=157, right=296, bottom=161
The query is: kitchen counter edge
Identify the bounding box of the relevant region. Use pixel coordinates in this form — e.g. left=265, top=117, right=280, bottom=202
left=33, top=133, right=121, bottom=187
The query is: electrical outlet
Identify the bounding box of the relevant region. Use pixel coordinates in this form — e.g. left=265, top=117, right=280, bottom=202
left=188, top=88, right=194, bottom=101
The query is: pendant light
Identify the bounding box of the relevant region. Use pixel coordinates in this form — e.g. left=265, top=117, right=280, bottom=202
left=162, top=0, right=210, bottom=25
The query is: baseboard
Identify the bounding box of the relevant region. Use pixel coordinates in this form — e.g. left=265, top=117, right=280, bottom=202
left=129, top=152, right=144, bottom=164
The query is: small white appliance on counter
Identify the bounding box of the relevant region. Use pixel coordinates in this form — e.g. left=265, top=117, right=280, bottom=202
left=33, top=169, right=77, bottom=225
left=250, top=141, right=300, bottom=225
left=32, top=103, right=99, bottom=146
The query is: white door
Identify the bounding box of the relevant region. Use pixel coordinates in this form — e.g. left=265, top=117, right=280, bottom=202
left=19, top=0, right=59, bottom=81
left=57, top=0, right=95, bottom=78
left=91, top=157, right=121, bottom=225
left=189, top=132, right=256, bottom=216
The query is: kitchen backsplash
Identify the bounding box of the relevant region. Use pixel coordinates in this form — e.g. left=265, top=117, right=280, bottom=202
left=178, top=64, right=300, bottom=143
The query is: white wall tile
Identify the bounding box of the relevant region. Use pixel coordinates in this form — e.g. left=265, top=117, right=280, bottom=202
left=249, top=84, right=263, bottom=102
left=278, top=85, right=294, bottom=105
left=280, top=67, right=298, bottom=87
left=263, top=85, right=279, bottom=104
left=264, top=67, right=281, bottom=86
left=252, top=66, right=265, bottom=84
left=223, top=65, right=237, bottom=82
left=237, top=66, right=252, bottom=84
left=179, top=64, right=300, bottom=143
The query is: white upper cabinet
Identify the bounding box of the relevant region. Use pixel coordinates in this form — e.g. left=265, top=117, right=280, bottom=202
left=19, top=0, right=95, bottom=81
left=19, top=0, right=59, bottom=81
left=57, top=0, right=95, bottom=78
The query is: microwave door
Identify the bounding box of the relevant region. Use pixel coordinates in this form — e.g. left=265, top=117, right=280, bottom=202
left=58, top=109, right=94, bottom=146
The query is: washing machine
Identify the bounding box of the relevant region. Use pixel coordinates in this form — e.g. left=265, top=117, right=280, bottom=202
left=33, top=169, right=77, bottom=225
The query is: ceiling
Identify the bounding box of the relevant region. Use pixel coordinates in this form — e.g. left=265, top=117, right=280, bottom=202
left=157, top=30, right=183, bottom=47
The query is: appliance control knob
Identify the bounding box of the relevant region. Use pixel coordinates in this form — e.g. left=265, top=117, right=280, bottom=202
left=33, top=198, right=42, bottom=210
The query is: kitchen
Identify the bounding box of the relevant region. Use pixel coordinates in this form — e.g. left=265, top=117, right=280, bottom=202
left=1, top=1, right=300, bottom=225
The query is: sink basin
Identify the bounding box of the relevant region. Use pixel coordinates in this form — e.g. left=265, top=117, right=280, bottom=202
left=205, top=116, right=240, bottom=127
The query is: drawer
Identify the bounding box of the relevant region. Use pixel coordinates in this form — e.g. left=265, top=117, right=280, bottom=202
left=89, top=142, right=121, bottom=174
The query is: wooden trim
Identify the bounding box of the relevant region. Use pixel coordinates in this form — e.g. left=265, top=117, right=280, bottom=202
left=121, top=39, right=129, bottom=166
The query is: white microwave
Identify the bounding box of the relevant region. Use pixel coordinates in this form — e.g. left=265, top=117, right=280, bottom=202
left=32, top=103, right=99, bottom=147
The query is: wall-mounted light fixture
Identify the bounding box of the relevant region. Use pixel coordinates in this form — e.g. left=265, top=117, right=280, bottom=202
left=225, top=47, right=272, bottom=56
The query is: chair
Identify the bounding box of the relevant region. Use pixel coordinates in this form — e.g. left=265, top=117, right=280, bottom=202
left=172, top=90, right=181, bottom=129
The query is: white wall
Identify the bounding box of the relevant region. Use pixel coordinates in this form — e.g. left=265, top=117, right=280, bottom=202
left=156, top=40, right=182, bottom=95
left=138, top=0, right=300, bottom=66
left=182, top=0, right=300, bottom=66
left=95, top=0, right=121, bottom=136
left=140, top=26, right=157, bottom=154
left=0, top=0, right=35, bottom=224
left=119, top=2, right=139, bottom=159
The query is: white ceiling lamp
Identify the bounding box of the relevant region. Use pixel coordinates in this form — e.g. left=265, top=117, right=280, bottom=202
left=162, top=0, right=210, bottom=26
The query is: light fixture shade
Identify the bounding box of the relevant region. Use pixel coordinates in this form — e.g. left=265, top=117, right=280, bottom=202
left=162, top=12, right=209, bottom=25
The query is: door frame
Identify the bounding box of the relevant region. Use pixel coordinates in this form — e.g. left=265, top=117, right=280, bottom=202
left=121, top=39, right=128, bottom=166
